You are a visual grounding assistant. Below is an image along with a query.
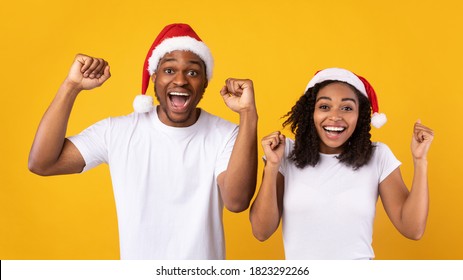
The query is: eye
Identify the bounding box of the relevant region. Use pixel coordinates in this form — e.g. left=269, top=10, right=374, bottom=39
left=164, top=68, right=174, bottom=74
left=187, top=70, right=198, bottom=77
left=318, top=104, right=329, bottom=110
left=341, top=106, right=353, bottom=111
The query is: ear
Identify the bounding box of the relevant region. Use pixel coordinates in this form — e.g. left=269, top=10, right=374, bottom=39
left=151, top=72, right=157, bottom=83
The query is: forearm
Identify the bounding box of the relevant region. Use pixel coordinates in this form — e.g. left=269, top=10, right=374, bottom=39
left=28, top=80, right=80, bottom=174
left=221, top=110, right=258, bottom=212
left=250, top=164, right=282, bottom=241
left=400, top=159, right=429, bottom=239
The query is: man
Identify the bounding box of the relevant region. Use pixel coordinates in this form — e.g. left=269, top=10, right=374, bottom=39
left=28, top=23, right=258, bottom=259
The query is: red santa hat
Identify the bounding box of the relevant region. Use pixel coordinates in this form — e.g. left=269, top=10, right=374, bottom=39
left=305, top=67, right=387, bottom=128
left=133, top=23, right=214, bottom=113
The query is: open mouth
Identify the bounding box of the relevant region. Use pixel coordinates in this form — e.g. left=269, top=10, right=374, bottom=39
left=168, top=92, right=190, bottom=109
left=323, top=126, right=346, bottom=135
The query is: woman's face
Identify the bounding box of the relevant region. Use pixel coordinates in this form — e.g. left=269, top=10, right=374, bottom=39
left=313, top=82, right=360, bottom=154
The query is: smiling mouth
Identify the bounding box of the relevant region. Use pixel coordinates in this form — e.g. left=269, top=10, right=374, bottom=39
left=169, top=92, right=190, bottom=109
left=323, top=126, right=346, bottom=134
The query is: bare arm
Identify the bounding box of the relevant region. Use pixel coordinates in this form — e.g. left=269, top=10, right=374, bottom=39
left=379, top=120, right=434, bottom=240
left=250, top=132, right=286, bottom=241
left=28, top=54, right=111, bottom=176
left=217, top=78, right=258, bottom=212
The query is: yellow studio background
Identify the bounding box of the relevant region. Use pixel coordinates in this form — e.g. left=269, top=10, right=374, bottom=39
left=1, top=0, right=462, bottom=260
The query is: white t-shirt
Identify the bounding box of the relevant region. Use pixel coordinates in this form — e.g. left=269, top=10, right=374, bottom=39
left=280, top=139, right=401, bottom=260
left=69, top=107, right=238, bottom=259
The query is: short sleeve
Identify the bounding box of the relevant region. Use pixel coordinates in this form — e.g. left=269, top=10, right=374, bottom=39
left=215, top=126, right=239, bottom=177
left=68, top=118, right=110, bottom=172
left=375, top=142, right=402, bottom=183
left=278, top=137, right=293, bottom=177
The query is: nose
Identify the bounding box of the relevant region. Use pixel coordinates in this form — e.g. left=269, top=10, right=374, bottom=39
left=329, top=113, right=342, bottom=121
left=173, top=72, right=188, bottom=86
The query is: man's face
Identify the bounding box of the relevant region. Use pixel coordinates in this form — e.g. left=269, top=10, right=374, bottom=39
left=152, top=50, right=208, bottom=127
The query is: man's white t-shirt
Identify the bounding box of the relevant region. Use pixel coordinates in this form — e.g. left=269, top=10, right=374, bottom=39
left=69, top=107, right=238, bottom=259
left=280, top=139, right=401, bottom=259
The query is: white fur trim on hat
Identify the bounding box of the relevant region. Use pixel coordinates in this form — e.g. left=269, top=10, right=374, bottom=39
left=133, top=94, right=154, bottom=113
left=147, top=36, right=213, bottom=81
left=305, top=67, right=387, bottom=129
left=371, top=112, right=387, bottom=128
left=305, top=68, right=367, bottom=97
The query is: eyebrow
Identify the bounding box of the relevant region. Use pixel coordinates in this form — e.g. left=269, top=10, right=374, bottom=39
left=316, top=96, right=357, bottom=104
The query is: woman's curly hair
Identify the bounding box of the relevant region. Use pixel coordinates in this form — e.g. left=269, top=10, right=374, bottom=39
left=282, top=80, right=374, bottom=170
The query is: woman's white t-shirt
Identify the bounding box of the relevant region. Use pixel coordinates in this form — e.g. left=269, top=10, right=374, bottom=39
left=280, top=139, right=401, bottom=259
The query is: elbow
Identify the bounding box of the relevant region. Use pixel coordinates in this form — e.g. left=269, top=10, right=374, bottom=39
left=251, top=221, right=274, bottom=241
left=406, top=230, right=425, bottom=241
left=223, top=191, right=254, bottom=213
left=252, top=229, right=271, bottom=242
left=249, top=213, right=275, bottom=242
left=225, top=200, right=251, bottom=213
left=28, top=158, right=42, bottom=175
left=28, top=163, right=48, bottom=176
left=402, top=225, right=426, bottom=241
left=28, top=157, right=51, bottom=176
left=220, top=175, right=257, bottom=213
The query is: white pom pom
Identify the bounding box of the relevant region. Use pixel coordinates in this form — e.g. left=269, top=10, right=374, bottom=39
left=133, top=94, right=154, bottom=113
left=371, top=112, right=387, bottom=128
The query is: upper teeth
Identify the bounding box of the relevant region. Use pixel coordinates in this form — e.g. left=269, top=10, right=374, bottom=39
left=324, top=126, right=345, bottom=132
left=170, top=92, right=189, bottom=96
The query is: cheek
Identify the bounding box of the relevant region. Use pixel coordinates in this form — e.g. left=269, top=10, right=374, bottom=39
left=347, top=114, right=359, bottom=130
left=153, top=78, right=165, bottom=92
left=197, top=80, right=207, bottom=93
left=313, top=115, right=324, bottom=134
left=193, top=83, right=207, bottom=98
left=313, top=111, right=325, bottom=125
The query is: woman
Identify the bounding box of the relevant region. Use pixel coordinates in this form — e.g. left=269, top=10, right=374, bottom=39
left=250, top=68, right=434, bottom=259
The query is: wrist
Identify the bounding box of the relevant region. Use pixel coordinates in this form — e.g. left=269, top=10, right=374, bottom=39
left=413, top=157, right=428, bottom=167
left=239, top=108, right=258, bottom=124
left=265, top=160, right=281, bottom=170
left=61, top=79, right=83, bottom=97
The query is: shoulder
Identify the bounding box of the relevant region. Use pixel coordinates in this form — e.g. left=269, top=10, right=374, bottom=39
left=371, top=141, right=401, bottom=167
left=108, top=111, right=147, bottom=122
left=286, top=137, right=295, bottom=146
left=105, top=111, right=152, bottom=127
left=285, top=137, right=295, bottom=148
left=199, top=110, right=237, bottom=133
left=371, top=142, right=402, bottom=182
left=78, top=112, right=152, bottom=136
left=373, top=142, right=395, bottom=157
left=283, top=137, right=295, bottom=160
